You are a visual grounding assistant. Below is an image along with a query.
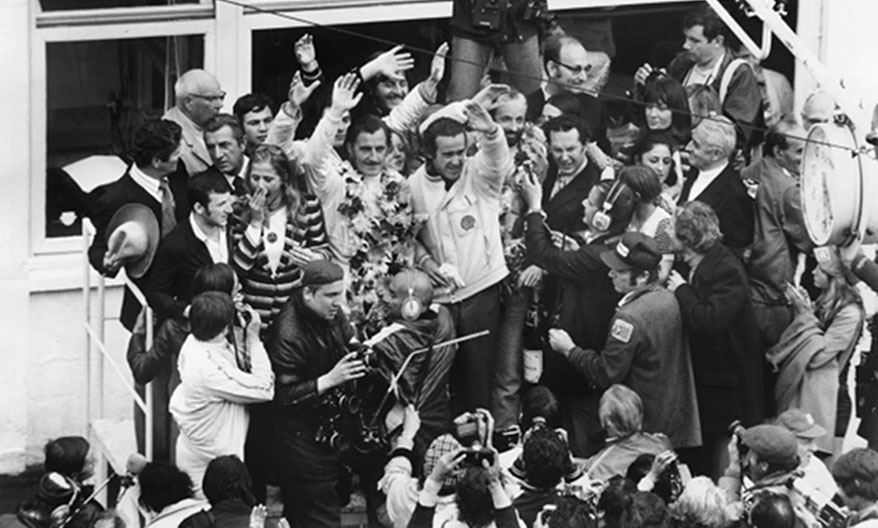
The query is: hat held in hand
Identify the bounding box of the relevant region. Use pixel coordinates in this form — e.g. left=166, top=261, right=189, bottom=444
left=104, top=204, right=160, bottom=279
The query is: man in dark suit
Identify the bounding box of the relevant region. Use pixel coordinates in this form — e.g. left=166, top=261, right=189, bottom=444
left=667, top=201, right=765, bottom=479
left=144, top=170, right=234, bottom=324
left=203, top=113, right=249, bottom=197
left=88, top=119, right=190, bottom=331
left=541, top=114, right=601, bottom=237
left=525, top=33, right=610, bottom=153
left=678, top=115, right=754, bottom=258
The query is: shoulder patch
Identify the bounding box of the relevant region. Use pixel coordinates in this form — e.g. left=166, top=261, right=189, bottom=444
left=610, top=319, right=634, bottom=344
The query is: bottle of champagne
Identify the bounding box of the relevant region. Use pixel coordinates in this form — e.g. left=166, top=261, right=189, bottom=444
left=522, top=289, right=544, bottom=384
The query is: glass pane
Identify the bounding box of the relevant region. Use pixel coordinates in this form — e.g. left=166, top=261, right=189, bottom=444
left=45, top=35, right=203, bottom=238
left=40, top=0, right=198, bottom=11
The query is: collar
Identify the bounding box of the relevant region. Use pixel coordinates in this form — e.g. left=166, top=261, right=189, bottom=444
left=617, top=284, right=657, bottom=308
left=188, top=212, right=222, bottom=244
left=698, top=161, right=728, bottom=180
left=128, top=163, right=162, bottom=202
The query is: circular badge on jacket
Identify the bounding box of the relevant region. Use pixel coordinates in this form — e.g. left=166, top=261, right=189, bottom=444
left=460, top=215, right=476, bottom=231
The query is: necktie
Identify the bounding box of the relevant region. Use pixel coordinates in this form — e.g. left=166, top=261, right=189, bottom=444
left=159, top=178, right=177, bottom=238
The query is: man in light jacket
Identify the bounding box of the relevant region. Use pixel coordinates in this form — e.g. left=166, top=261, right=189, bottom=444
left=409, top=87, right=513, bottom=414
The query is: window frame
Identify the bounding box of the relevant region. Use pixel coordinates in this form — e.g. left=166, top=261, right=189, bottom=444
left=30, top=15, right=215, bottom=261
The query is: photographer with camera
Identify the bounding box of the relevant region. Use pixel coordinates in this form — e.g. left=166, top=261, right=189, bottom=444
left=719, top=424, right=817, bottom=528
left=168, top=291, right=274, bottom=498
left=263, top=260, right=365, bottom=527
left=831, top=448, right=878, bottom=528
left=447, top=0, right=546, bottom=102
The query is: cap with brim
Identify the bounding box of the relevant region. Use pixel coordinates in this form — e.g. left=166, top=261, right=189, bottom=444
left=600, top=232, right=661, bottom=272
left=776, top=409, right=827, bottom=439
left=740, top=424, right=798, bottom=464
left=301, top=260, right=344, bottom=287
left=104, top=204, right=160, bottom=279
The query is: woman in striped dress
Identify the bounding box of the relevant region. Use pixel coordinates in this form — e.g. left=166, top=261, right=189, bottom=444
left=232, top=144, right=330, bottom=333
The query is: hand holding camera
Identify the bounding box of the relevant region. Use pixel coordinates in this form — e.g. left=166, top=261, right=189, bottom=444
left=453, top=409, right=496, bottom=466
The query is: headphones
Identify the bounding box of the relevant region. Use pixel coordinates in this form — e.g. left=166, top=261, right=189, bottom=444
left=400, top=286, right=424, bottom=322
left=591, top=180, right=630, bottom=232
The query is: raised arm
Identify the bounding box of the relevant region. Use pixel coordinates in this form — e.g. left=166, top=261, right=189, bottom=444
left=383, top=42, right=448, bottom=132
left=464, top=95, right=512, bottom=198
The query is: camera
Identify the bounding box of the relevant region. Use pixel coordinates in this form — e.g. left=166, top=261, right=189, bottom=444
left=463, top=448, right=495, bottom=466
left=454, top=411, right=495, bottom=466
left=471, top=0, right=503, bottom=30
left=347, top=342, right=377, bottom=370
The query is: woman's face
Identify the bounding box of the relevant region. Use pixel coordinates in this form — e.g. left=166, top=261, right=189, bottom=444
left=387, top=132, right=406, bottom=173
left=639, top=143, right=673, bottom=183
left=539, top=103, right=563, bottom=126
left=249, top=161, right=283, bottom=208
left=645, top=101, right=673, bottom=131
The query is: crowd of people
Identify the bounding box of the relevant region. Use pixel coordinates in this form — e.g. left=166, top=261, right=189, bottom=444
left=13, top=2, right=878, bottom=528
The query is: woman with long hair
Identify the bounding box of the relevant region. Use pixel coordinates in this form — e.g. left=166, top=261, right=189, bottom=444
left=639, top=73, right=692, bottom=146
left=771, top=246, right=865, bottom=458
left=629, top=130, right=683, bottom=204
left=231, top=144, right=330, bottom=333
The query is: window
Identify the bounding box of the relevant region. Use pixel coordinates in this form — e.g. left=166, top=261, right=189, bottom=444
left=39, top=0, right=199, bottom=10
left=44, top=35, right=203, bottom=238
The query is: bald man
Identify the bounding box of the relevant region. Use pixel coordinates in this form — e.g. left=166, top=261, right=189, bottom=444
left=801, top=91, right=836, bottom=131
left=744, top=120, right=812, bottom=346
left=164, top=69, right=225, bottom=174
left=368, top=269, right=456, bottom=460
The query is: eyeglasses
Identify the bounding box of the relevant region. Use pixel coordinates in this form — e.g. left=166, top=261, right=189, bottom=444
left=553, top=59, right=592, bottom=76
left=190, top=92, right=226, bottom=103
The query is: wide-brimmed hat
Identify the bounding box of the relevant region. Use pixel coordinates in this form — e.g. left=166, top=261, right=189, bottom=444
left=104, top=204, right=160, bottom=278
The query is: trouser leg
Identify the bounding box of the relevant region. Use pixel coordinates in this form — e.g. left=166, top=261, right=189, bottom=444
left=447, top=36, right=494, bottom=102
left=492, top=286, right=529, bottom=430
left=499, top=34, right=543, bottom=96
left=449, top=285, right=502, bottom=415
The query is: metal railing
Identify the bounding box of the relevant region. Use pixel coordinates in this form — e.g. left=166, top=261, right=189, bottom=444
left=82, top=220, right=154, bottom=510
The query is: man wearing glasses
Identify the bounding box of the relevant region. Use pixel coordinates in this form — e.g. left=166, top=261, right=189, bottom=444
left=164, top=68, right=226, bottom=175
left=526, top=34, right=610, bottom=154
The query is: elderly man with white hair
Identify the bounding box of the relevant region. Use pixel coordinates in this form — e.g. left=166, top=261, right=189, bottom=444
left=678, top=115, right=754, bottom=258
left=164, top=69, right=225, bottom=174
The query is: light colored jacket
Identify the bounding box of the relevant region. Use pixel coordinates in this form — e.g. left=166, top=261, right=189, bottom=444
left=284, top=83, right=430, bottom=263
left=163, top=106, right=211, bottom=174
left=169, top=335, right=274, bottom=461
left=409, top=127, right=512, bottom=303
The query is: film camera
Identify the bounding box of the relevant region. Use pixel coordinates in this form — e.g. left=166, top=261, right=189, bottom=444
left=454, top=411, right=495, bottom=466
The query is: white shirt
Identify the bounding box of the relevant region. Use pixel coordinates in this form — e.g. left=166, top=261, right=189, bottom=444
left=189, top=214, right=229, bottom=264
left=684, top=52, right=725, bottom=87
left=687, top=161, right=729, bottom=201
left=128, top=163, right=162, bottom=203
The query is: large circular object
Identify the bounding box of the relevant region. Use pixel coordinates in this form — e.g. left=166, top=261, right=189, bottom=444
left=801, top=122, right=868, bottom=246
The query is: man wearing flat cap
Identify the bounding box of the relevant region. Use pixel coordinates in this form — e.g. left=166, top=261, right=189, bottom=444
left=721, top=424, right=817, bottom=528
left=775, top=409, right=838, bottom=508
left=264, top=260, right=366, bottom=527
left=546, top=232, right=701, bottom=450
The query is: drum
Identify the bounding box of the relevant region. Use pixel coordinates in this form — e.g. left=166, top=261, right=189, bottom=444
left=801, top=122, right=878, bottom=246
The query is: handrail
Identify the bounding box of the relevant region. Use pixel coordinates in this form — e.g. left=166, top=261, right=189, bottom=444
left=82, top=220, right=156, bottom=468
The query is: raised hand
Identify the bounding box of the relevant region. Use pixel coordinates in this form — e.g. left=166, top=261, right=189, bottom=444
left=249, top=504, right=267, bottom=528
left=463, top=100, right=497, bottom=134
left=518, top=165, right=543, bottom=212
left=361, top=45, right=415, bottom=81
left=294, top=33, right=317, bottom=70
left=288, top=70, right=321, bottom=108
left=429, top=448, right=465, bottom=484
left=634, top=63, right=654, bottom=86
left=330, top=73, right=363, bottom=116
left=548, top=328, right=576, bottom=356
left=401, top=404, right=421, bottom=439
left=248, top=187, right=267, bottom=227
left=472, top=83, right=511, bottom=112
left=428, top=42, right=450, bottom=85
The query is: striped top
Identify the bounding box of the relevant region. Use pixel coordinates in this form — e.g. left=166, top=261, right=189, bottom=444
left=231, top=194, right=330, bottom=332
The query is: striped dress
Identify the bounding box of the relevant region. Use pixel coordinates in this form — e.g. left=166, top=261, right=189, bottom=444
left=231, top=194, right=330, bottom=332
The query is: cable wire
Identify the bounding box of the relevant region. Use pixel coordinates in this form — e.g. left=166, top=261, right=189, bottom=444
left=216, top=0, right=872, bottom=157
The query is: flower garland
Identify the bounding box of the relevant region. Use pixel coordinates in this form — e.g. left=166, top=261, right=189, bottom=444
left=337, top=162, right=419, bottom=334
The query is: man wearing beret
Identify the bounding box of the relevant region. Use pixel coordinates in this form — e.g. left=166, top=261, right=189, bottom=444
left=721, top=424, right=817, bottom=528
left=546, top=232, right=702, bottom=450
left=264, top=261, right=365, bottom=527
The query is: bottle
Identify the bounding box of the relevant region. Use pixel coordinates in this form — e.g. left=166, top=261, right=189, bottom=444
left=522, top=290, right=544, bottom=384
